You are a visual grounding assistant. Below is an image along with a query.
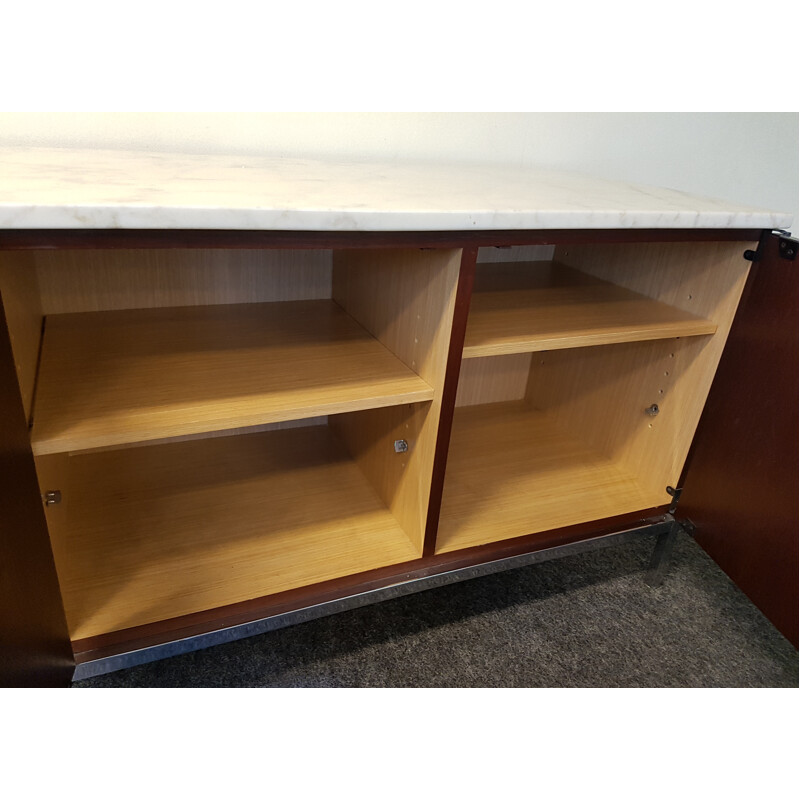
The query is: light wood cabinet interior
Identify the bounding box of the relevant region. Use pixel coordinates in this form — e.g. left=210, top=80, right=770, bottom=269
left=0, top=237, right=754, bottom=644
left=439, top=242, right=752, bottom=553
left=1, top=246, right=459, bottom=641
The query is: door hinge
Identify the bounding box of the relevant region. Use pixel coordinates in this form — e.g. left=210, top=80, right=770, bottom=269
left=665, top=485, right=682, bottom=513
left=776, top=234, right=798, bottom=261
left=745, top=232, right=798, bottom=263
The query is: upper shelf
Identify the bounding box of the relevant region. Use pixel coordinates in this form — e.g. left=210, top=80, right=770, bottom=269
left=463, top=262, right=718, bottom=358
left=0, top=147, right=790, bottom=231
left=32, top=300, right=434, bottom=455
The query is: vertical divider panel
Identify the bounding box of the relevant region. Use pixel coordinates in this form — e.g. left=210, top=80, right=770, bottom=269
left=423, top=247, right=478, bottom=554
left=330, top=248, right=462, bottom=553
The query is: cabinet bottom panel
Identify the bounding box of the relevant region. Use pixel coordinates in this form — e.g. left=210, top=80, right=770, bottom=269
left=72, top=517, right=675, bottom=680
left=39, top=425, right=420, bottom=640
left=437, top=401, right=660, bottom=553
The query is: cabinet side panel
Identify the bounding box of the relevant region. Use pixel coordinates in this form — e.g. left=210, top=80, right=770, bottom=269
left=0, top=251, right=43, bottom=420
left=34, top=249, right=332, bottom=313
left=329, top=403, right=429, bottom=553
left=0, top=299, right=73, bottom=687
left=549, top=242, right=752, bottom=499
left=525, top=336, right=712, bottom=504
left=331, top=249, right=461, bottom=550
left=332, top=249, right=461, bottom=387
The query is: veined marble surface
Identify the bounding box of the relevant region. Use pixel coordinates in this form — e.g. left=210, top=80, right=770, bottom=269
left=0, top=147, right=792, bottom=231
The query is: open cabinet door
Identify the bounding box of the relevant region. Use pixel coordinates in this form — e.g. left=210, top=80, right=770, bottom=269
left=678, top=231, right=798, bottom=647
left=0, top=297, right=74, bottom=686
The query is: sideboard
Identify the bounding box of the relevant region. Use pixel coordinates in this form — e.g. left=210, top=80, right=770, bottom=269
left=0, top=148, right=795, bottom=685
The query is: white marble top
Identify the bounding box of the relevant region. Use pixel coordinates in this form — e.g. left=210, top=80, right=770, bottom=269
left=0, top=146, right=792, bottom=231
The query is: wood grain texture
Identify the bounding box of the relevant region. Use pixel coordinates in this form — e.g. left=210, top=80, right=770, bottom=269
left=330, top=403, right=430, bottom=550
left=436, top=401, right=651, bottom=553
left=554, top=241, right=754, bottom=321
left=43, top=425, right=420, bottom=640
left=332, top=249, right=461, bottom=550
left=34, top=248, right=331, bottom=314
left=525, top=338, right=708, bottom=508
left=552, top=241, right=753, bottom=498
left=62, top=417, right=327, bottom=457
left=73, top=505, right=667, bottom=661
left=464, top=261, right=717, bottom=358
left=0, top=251, right=43, bottom=419
left=32, top=300, right=433, bottom=455
left=332, top=249, right=461, bottom=385
left=455, top=353, right=532, bottom=407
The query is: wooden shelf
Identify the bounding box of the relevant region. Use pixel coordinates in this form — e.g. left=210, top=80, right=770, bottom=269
left=45, top=424, right=420, bottom=640
left=463, top=262, right=717, bottom=358
left=436, top=401, right=655, bottom=553
left=32, top=300, right=434, bottom=455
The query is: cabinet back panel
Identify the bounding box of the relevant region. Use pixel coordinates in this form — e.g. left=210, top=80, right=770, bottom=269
left=0, top=251, right=43, bottom=419
left=59, top=417, right=328, bottom=457
left=455, top=353, right=532, bottom=407
left=34, top=249, right=332, bottom=314
left=477, top=245, right=555, bottom=263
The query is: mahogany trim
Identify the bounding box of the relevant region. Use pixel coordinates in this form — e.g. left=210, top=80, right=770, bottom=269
left=72, top=506, right=667, bottom=664
left=0, top=228, right=765, bottom=251
left=423, top=246, right=478, bottom=556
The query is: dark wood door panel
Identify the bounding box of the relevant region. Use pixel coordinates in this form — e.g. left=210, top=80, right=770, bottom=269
left=0, top=296, right=73, bottom=686
left=679, top=232, right=798, bottom=647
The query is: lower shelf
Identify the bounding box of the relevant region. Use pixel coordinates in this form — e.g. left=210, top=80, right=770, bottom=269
left=436, top=401, right=655, bottom=553
left=43, top=424, right=420, bottom=641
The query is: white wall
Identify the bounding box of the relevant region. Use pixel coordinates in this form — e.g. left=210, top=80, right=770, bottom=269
left=0, top=112, right=796, bottom=233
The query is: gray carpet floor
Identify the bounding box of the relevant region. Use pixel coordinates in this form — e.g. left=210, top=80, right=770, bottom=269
left=73, top=531, right=798, bottom=688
